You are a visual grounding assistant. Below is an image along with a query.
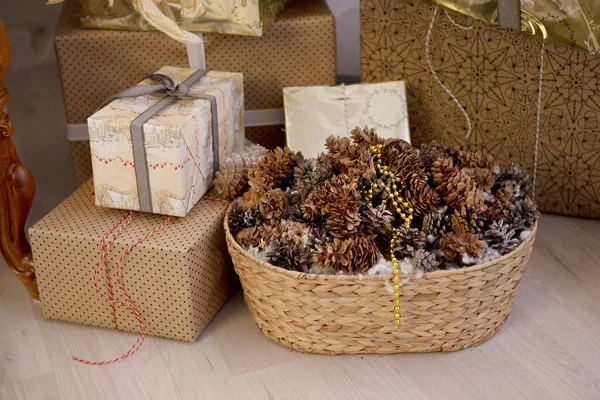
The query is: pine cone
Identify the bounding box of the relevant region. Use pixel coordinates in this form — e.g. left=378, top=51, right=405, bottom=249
left=325, top=136, right=376, bottom=180
left=302, top=174, right=362, bottom=236
left=234, top=225, right=280, bottom=249
left=214, top=153, right=246, bottom=200
left=496, top=184, right=515, bottom=208
left=214, top=144, right=269, bottom=200
left=310, top=226, right=330, bottom=248
left=362, top=204, right=394, bottom=238
left=432, top=158, right=485, bottom=213
left=422, top=209, right=451, bottom=238
left=240, top=188, right=263, bottom=209
left=383, top=139, right=426, bottom=189
left=431, top=156, right=455, bottom=185
left=227, top=203, right=247, bottom=235
left=243, top=206, right=261, bottom=228
left=325, top=178, right=363, bottom=238
left=241, top=144, right=270, bottom=166
left=302, top=182, right=329, bottom=221
left=494, top=162, right=532, bottom=198
left=350, top=126, right=388, bottom=147
left=314, top=153, right=335, bottom=183
left=436, top=232, right=482, bottom=262
left=279, top=219, right=311, bottom=247
left=315, top=236, right=378, bottom=273
left=480, top=185, right=514, bottom=224
left=419, top=141, right=450, bottom=169
left=266, top=239, right=313, bottom=273
left=259, top=189, right=289, bottom=222
left=463, top=167, right=496, bottom=193
left=247, top=147, right=299, bottom=194
left=509, top=198, right=539, bottom=230
left=292, top=159, right=317, bottom=202
left=451, top=207, right=478, bottom=234
left=393, top=226, right=427, bottom=258
left=484, top=220, right=520, bottom=254
left=406, top=183, right=441, bottom=215
left=412, top=249, right=442, bottom=272
left=450, top=146, right=497, bottom=170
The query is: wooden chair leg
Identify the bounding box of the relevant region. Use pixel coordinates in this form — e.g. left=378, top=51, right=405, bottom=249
left=0, top=18, right=39, bottom=300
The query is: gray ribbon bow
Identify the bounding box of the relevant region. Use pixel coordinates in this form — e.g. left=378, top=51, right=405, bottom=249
left=98, top=69, right=219, bottom=214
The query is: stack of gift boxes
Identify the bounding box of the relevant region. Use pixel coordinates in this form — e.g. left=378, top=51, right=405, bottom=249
left=29, top=0, right=600, bottom=354
left=32, top=0, right=341, bottom=344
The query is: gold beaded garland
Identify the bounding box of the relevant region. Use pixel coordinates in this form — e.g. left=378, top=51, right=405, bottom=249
left=360, top=143, right=418, bottom=326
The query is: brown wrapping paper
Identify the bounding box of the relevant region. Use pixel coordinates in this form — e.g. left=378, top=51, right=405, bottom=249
left=55, top=0, right=336, bottom=184
left=29, top=183, right=237, bottom=341
left=361, top=0, right=600, bottom=219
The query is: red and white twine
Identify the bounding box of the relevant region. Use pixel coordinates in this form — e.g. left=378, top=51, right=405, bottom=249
left=72, top=210, right=170, bottom=366
left=73, top=193, right=229, bottom=365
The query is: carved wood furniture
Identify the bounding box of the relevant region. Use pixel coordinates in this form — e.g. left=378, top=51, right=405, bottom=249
left=0, top=17, right=39, bottom=300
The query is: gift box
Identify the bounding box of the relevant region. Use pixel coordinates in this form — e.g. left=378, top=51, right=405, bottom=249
left=361, top=0, right=600, bottom=219
left=89, top=66, right=243, bottom=216
left=74, top=0, right=293, bottom=39
left=283, top=81, right=411, bottom=158
left=55, top=0, right=336, bottom=186
left=28, top=183, right=237, bottom=342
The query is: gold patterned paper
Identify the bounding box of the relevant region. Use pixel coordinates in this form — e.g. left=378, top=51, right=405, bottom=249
left=89, top=66, right=244, bottom=217
left=283, top=82, right=411, bottom=158
left=361, top=0, right=600, bottom=219
left=420, top=0, right=600, bottom=53
left=74, top=0, right=293, bottom=39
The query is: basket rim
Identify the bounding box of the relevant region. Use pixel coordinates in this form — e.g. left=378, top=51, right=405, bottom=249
left=224, top=202, right=538, bottom=281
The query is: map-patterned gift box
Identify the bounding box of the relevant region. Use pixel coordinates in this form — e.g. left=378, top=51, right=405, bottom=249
left=89, top=66, right=243, bottom=217
left=360, top=0, right=600, bottom=218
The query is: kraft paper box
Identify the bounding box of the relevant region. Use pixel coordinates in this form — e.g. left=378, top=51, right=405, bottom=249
left=89, top=66, right=243, bottom=217
left=75, top=0, right=294, bottom=38
left=284, top=82, right=411, bottom=158
left=361, top=0, right=600, bottom=219
left=55, top=0, right=336, bottom=185
left=29, top=183, right=237, bottom=342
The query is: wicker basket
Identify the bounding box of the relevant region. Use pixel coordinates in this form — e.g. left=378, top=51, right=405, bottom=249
left=225, top=206, right=537, bottom=354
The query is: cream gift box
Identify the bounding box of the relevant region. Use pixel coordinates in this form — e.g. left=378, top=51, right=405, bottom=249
left=283, top=81, right=411, bottom=158
left=89, top=66, right=244, bottom=217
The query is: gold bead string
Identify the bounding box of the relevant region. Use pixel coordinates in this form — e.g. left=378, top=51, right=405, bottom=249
left=365, top=144, right=414, bottom=228
left=362, top=143, right=416, bottom=326
left=389, top=229, right=403, bottom=325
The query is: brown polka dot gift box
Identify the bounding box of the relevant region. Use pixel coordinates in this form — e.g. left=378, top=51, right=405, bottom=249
left=360, top=0, right=600, bottom=219
left=55, top=0, right=336, bottom=185
left=28, top=183, right=237, bottom=343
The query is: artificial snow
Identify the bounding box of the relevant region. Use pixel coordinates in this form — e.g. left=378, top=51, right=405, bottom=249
left=367, top=256, right=394, bottom=275
left=520, top=230, right=531, bottom=240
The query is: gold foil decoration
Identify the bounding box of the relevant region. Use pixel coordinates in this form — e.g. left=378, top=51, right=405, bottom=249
left=48, top=0, right=293, bottom=42
left=427, top=0, right=599, bottom=53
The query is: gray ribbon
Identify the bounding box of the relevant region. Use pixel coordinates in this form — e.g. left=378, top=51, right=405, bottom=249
left=98, top=69, right=219, bottom=213
left=498, top=0, right=521, bottom=31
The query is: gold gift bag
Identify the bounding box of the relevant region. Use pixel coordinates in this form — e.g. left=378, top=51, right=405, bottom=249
left=361, top=0, right=600, bottom=219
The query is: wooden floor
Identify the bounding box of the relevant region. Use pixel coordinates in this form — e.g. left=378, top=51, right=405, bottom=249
left=0, top=213, right=599, bottom=400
